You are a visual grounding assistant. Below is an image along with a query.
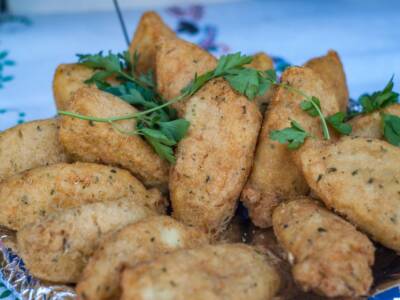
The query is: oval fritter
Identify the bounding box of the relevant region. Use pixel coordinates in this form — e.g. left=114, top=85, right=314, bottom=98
left=349, top=104, right=400, bottom=138
left=59, top=86, right=169, bottom=188
left=241, top=66, right=339, bottom=228
left=76, top=216, right=209, bottom=300
left=17, top=199, right=157, bottom=283
left=170, top=78, right=261, bottom=236
left=0, top=162, right=165, bottom=230
left=0, top=119, right=69, bottom=182
left=300, top=136, right=400, bottom=251
left=273, top=198, right=374, bottom=298
left=304, top=50, right=349, bottom=112
left=129, top=11, right=176, bottom=75
left=156, top=36, right=261, bottom=236
left=120, top=244, right=281, bottom=300
left=53, top=64, right=95, bottom=110
left=155, top=36, right=216, bottom=115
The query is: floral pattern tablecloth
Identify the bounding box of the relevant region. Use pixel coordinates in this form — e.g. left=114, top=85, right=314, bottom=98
left=1, top=0, right=400, bottom=299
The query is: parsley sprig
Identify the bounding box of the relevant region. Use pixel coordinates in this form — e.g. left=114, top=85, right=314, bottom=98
left=63, top=51, right=186, bottom=163
left=359, top=76, right=399, bottom=114
left=181, top=52, right=276, bottom=100
left=270, top=120, right=310, bottom=150
left=381, top=113, right=400, bottom=147
left=350, top=76, right=399, bottom=147
left=269, top=80, right=352, bottom=149
left=59, top=51, right=272, bottom=162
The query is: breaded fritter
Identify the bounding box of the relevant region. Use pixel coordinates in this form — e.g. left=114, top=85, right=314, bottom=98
left=0, top=119, right=69, bottom=182
left=17, top=199, right=156, bottom=283
left=247, top=52, right=275, bottom=112
left=59, top=86, right=169, bottom=188
left=0, top=162, right=165, bottom=230
left=350, top=104, right=400, bottom=138
left=53, top=64, right=95, bottom=110
left=273, top=198, right=374, bottom=298
left=121, top=244, right=281, bottom=300
left=305, top=50, right=349, bottom=112
left=129, top=11, right=176, bottom=75
left=155, top=35, right=261, bottom=235
left=76, top=216, right=209, bottom=300
left=300, top=136, right=400, bottom=251
left=156, top=36, right=216, bottom=115
left=241, top=67, right=339, bottom=228
left=170, top=78, right=261, bottom=236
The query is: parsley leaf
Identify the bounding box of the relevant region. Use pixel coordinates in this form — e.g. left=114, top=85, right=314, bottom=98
left=270, top=120, right=311, bottom=150
left=326, top=112, right=352, bottom=135
left=359, top=76, right=399, bottom=113
left=297, top=95, right=330, bottom=139
left=381, top=113, right=400, bottom=147
left=137, top=119, right=190, bottom=163
left=158, top=119, right=190, bottom=142
left=300, top=97, right=321, bottom=117
left=77, top=51, right=123, bottom=73
left=214, top=52, right=253, bottom=76
left=181, top=52, right=277, bottom=101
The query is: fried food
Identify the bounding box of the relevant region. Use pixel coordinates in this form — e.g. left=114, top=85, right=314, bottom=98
left=59, top=86, right=169, bottom=188
left=300, top=136, right=400, bottom=251
left=0, top=119, right=69, bottom=182
left=17, top=199, right=156, bottom=283
left=0, top=162, right=165, bottom=230
left=129, top=11, right=176, bottom=75
left=76, top=216, right=209, bottom=300
left=155, top=36, right=216, bottom=115
left=247, top=52, right=275, bottom=112
left=350, top=104, right=400, bottom=138
left=120, top=244, right=281, bottom=300
left=273, top=198, right=374, bottom=297
left=155, top=36, right=261, bottom=235
left=241, top=66, right=339, bottom=228
left=304, top=50, right=349, bottom=112
left=53, top=64, right=95, bottom=110
left=170, top=78, right=261, bottom=236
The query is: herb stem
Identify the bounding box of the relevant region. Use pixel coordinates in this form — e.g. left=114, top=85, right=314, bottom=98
left=59, top=94, right=185, bottom=123
left=117, top=70, right=153, bottom=90
left=280, top=82, right=330, bottom=140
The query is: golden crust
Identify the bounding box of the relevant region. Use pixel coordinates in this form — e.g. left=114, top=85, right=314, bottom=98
left=170, top=78, right=261, bottom=236
left=53, top=64, right=95, bottom=110
left=0, top=119, right=69, bottom=182
left=300, top=136, right=400, bottom=251
left=273, top=198, right=374, bottom=298
left=155, top=36, right=217, bottom=115
left=350, top=104, right=400, bottom=138
left=59, top=86, right=169, bottom=188
left=120, top=244, right=281, bottom=300
left=305, top=50, right=349, bottom=112
left=17, top=199, right=156, bottom=283
left=0, top=162, right=165, bottom=230
left=76, top=216, right=209, bottom=300
left=129, top=11, right=176, bottom=75
left=241, top=66, right=339, bottom=228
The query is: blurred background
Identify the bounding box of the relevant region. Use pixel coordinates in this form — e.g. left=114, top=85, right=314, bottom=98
left=0, top=0, right=399, bottom=129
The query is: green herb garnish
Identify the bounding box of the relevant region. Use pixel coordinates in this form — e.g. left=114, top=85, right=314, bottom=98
left=59, top=51, right=271, bottom=163
left=359, top=76, right=399, bottom=114
left=326, top=112, right=352, bottom=135
left=269, top=79, right=354, bottom=149
left=382, top=113, right=400, bottom=146
left=181, top=52, right=276, bottom=100
left=270, top=120, right=311, bottom=150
